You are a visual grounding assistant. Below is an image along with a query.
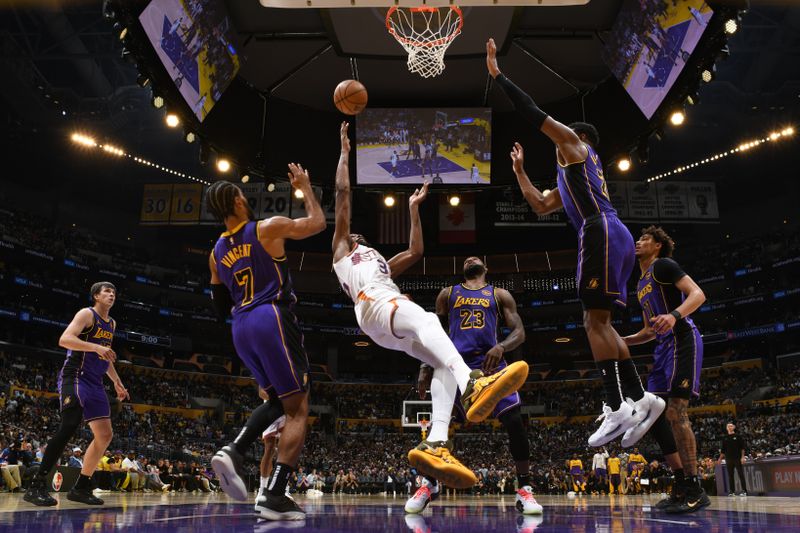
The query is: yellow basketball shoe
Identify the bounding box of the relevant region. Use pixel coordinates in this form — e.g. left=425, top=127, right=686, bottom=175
left=461, top=361, right=529, bottom=423
left=407, top=440, right=477, bottom=489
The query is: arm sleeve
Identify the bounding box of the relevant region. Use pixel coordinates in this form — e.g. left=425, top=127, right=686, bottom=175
left=653, top=258, right=687, bottom=285
left=493, top=74, right=549, bottom=129
left=211, top=284, right=234, bottom=319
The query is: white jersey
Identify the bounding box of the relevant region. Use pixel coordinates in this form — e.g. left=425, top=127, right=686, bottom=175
left=592, top=451, right=608, bottom=470
left=333, top=244, right=401, bottom=303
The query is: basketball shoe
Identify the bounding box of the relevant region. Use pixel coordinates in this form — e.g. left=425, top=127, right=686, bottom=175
left=461, top=361, right=529, bottom=423
left=620, top=392, right=666, bottom=447
left=515, top=485, right=543, bottom=515
left=407, top=440, right=477, bottom=489
left=254, top=492, right=306, bottom=521
left=404, top=477, right=439, bottom=514
left=23, top=477, right=57, bottom=507
left=212, top=445, right=248, bottom=501
left=588, top=401, right=636, bottom=447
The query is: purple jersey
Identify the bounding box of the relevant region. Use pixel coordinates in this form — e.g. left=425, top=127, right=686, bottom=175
left=556, top=143, right=616, bottom=231
left=212, top=220, right=296, bottom=316
left=448, top=284, right=499, bottom=362
left=636, top=258, right=697, bottom=342
left=60, top=308, right=113, bottom=385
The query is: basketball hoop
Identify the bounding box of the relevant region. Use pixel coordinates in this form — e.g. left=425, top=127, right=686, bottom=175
left=419, top=418, right=431, bottom=438
left=386, top=5, right=463, bottom=79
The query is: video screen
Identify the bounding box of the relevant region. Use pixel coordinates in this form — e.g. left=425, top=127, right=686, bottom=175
left=139, top=0, right=240, bottom=122
left=602, top=0, right=713, bottom=119
left=356, top=108, right=491, bottom=185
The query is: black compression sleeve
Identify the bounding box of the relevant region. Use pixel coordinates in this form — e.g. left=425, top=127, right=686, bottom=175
left=493, top=74, right=548, bottom=129
left=211, top=283, right=234, bottom=318
left=653, top=258, right=686, bottom=285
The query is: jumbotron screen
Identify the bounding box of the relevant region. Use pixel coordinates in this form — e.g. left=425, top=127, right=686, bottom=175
left=139, top=0, right=240, bottom=122
left=356, top=108, right=492, bottom=185
left=602, top=0, right=714, bottom=119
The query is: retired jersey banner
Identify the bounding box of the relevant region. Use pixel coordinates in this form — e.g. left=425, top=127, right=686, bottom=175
left=169, top=183, right=203, bottom=224
left=607, top=181, right=629, bottom=219
left=439, top=193, right=475, bottom=244
left=686, top=182, right=719, bottom=219
left=140, top=184, right=173, bottom=224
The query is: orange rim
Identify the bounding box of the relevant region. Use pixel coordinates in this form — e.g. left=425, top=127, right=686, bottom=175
left=386, top=6, right=463, bottom=49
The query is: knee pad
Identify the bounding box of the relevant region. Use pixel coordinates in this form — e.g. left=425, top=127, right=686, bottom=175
left=649, top=410, right=678, bottom=456
left=499, top=408, right=529, bottom=462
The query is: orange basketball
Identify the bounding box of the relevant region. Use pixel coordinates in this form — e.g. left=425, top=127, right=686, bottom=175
left=333, top=79, right=368, bottom=115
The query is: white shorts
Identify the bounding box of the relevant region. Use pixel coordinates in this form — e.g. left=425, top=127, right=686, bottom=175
left=355, top=290, right=438, bottom=358
left=262, top=415, right=286, bottom=439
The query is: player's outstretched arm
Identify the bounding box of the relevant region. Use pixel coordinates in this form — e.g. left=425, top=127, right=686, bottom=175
left=487, top=38, right=587, bottom=164
left=59, top=308, right=116, bottom=362
left=387, top=182, right=428, bottom=278
left=484, top=288, right=526, bottom=372
left=259, top=163, right=326, bottom=241
left=510, top=142, right=563, bottom=215
left=332, top=121, right=352, bottom=263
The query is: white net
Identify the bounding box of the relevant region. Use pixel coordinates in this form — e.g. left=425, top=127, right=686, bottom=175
left=386, top=6, right=463, bottom=79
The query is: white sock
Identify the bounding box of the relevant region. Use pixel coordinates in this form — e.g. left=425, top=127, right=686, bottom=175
left=428, top=367, right=457, bottom=443
left=391, top=299, right=473, bottom=391
left=260, top=476, right=268, bottom=492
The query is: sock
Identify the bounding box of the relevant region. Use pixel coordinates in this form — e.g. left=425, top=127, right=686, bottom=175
left=260, top=476, right=269, bottom=492
left=74, top=474, right=92, bottom=490
left=517, top=473, right=531, bottom=489
left=428, top=367, right=457, bottom=442
left=597, top=359, right=624, bottom=410
left=230, top=400, right=284, bottom=456
left=267, top=462, right=294, bottom=497
left=673, top=468, right=685, bottom=485
left=688, top=475, right=699, bottom=488
left=618, top=358, right=645, bottom=401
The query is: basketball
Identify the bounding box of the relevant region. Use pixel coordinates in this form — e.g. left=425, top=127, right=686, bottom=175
left=333, top=79, right=368, bottom=115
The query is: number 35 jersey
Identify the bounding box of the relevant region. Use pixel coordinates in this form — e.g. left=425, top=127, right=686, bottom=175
left=448, top=284, right=499, bottom=363
left=212, top=220, right=296, bottom=316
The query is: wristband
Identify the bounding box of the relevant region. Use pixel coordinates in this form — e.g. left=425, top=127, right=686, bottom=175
left=669, top=310, right=682, bottom=320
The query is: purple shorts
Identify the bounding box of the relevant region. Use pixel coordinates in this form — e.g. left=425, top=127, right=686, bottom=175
left=647, top=326, right=703, bottom=399
left=577, top=213, right=635, bottom=309
left=232, top=303, right=309, bottom=398
left=59, top=376, right=110, bottom=421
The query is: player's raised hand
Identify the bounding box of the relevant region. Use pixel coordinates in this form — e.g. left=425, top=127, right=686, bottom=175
left=340, top=121, right=351, bottom=154
left=486, top=38, right=500, bottom=78
left=287, top=163, right=311, bottom=190
left=96, top=345, right=116, bottom=363
left=409, top=182, right=429, bottom=209
left=510, top=142, right=525, bottom=174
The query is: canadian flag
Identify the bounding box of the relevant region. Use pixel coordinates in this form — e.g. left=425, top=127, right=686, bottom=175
left=439, top=193, right=475, bottom=244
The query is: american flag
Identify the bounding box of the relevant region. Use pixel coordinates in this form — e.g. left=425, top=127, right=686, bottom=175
left=378, top=194, right=409, bottom=244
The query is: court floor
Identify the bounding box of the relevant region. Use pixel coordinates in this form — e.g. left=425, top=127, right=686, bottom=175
left=2, top=492, right=800, bottom=532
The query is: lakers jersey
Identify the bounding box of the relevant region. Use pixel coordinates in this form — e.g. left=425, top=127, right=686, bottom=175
left=333, top=244, right=401, bottom=303
left=60, top=308, right=114, bottom=384
left=636, top=258, right=695, bottom=341
left=556, top=143, right=617, bottom=230
left=212, top=220, right=296, bottom=315
left=569, top=459, right=583, bottom=475
left=448, top=284, right=499, bottom=361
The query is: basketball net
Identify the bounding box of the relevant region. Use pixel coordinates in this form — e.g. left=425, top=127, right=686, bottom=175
left=386, top=6, right=463, bottom=79
left=419, top=419, right=430, bottom=440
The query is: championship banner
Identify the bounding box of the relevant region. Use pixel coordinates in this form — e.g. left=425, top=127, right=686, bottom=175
left=440, top=193, right=475, bottom=244
left=607, top=181, right=629, bottom=219
left=289, top=186, right=325, bottom=220
left=656, top=182, right=689, bottom=219
left=260, top=183, right=292, bottom=219
left=169, top=183, right=203, bottom=224
left=140, top=184, right=173, bottom=224
left=626, top=182, right=659, bottom=219
left=492, top=189, right=567, bottom=227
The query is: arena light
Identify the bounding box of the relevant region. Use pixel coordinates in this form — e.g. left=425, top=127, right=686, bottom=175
left=294, top=188, right=304, bottom=199
left=669, top=110, right=685, bottom=126
left=267, top=182, right=276, bottom=193
left=353, top=341, right=370, bottom=347
left=241, top=174, right=250, bottom=183
left=554, top=337, right=571, bottom=343
left=724, top=18, right=738, bottom=35
left=101, top=144, right=125, bottom=157
left=165, top=113, right=180, bottom=128
left=216, top=158, right=231, bottom=173
left=701, top=69, right=714, bottom=83
left=152, top=95, right=164, bottom=109
left=617, top=158, right=631, bottom=172
left=70, top=133, right=97, bottom=147
left=184, top=132, right=196, bottom=144
left=449, top=194, right=460, bottom=207
left=647, top=125, right=797, bottom=183
left=383, top=194, right=396, bottom=207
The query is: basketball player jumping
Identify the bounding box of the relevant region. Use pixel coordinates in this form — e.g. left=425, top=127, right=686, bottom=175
left=485, top=38, right=664, bottom=447
left=25, top=282, right=130, bottom=507
left=332, top=121, right=529, bottom=489
left=407, top=257, right=542, bottom=515
left=206, top=161, right=325, bottom=520
left=624, top=226, right=709, bottom=513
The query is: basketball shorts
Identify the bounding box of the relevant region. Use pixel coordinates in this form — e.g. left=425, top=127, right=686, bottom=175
left=595, top=468, right=607, bottom=478
left=647, top=326, right=703, bottom=400
left=58, top=375, right=110, bottom=421
left=577, top=213, right=635, bottom=310
left=453, top=357, right=521, bottom=421
left=610, top=474, right=621, bottom=485
left=354, top=289, right=414, bottom=354
left=232, top=303, right=309, bottom=399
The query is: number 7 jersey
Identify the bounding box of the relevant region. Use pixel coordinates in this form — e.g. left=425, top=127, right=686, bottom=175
left=212, top=220, right=296, bottom=316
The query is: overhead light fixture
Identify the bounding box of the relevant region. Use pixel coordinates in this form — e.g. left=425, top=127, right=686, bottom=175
left=152, top=95, right=164, bottom=109
left=617, top=158, right=631, bottom=172
left=669, top=110, right=685, bottom=126
left=216, top=158, right=231, bottom=173
left=724, top=18, right=738, bottom=35
left=449, top=194, right=460, bottom=207
left=294, top=188, right=304, bottom=199
left=701, top=69, right=714, bottom=83
left=241, top=174, right=250, bottom=183
left=71, top=133, right=97, bottom=147
left=267, top=182, right=276, bottom=192
left=353, top=341, right=370, bottom=347
left=554, top=337, right=571, bottom=343
left=384, top=194, right=396, bottom=207
left=165, top=113, right=180, bottom=128
left=184, top=132, right=196, bottom=144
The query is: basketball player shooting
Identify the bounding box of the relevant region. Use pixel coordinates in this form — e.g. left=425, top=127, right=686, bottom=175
left=332, top=122, right=529, bottom=489
left=485, top=38, right=664, bottom=447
